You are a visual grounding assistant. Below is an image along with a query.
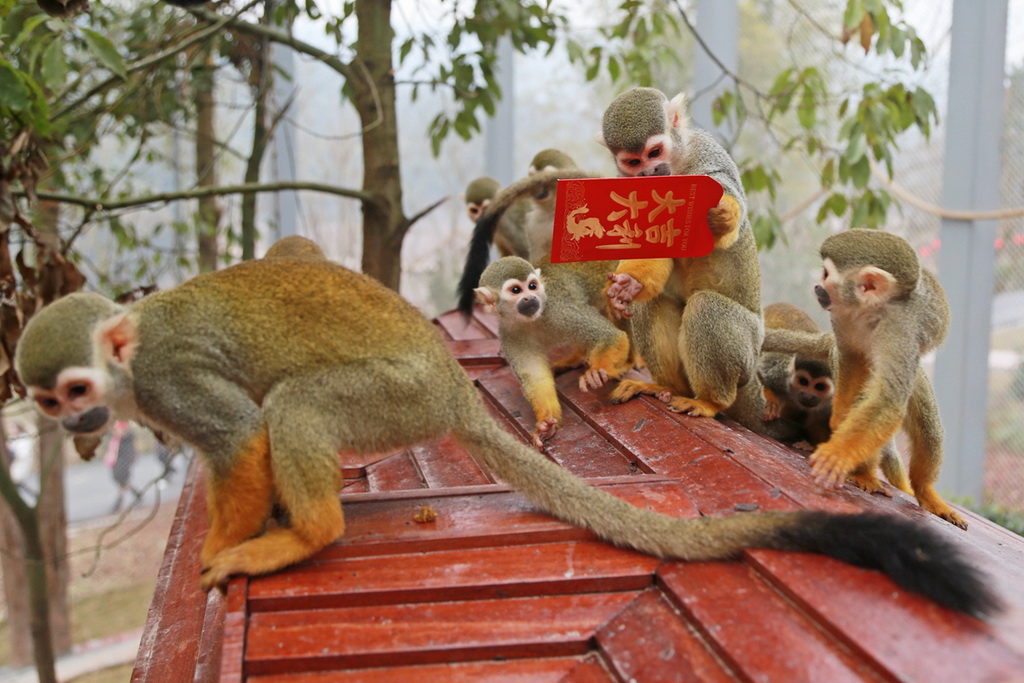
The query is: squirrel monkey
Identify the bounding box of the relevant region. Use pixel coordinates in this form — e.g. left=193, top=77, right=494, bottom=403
left=13, top=240, right=998, bottom=616
left=463, top=177, right=531, bottom=259
left=601, top=87, right=770, bottom=436
left=763, top=229, right=962, bottom=528
left=475, top=256, right=632, bottom=448
left=457, top=149, right=590, bottom=316
left=759, top=302, right=835, bottom=447
left=760, top=302, right=912, bottom=494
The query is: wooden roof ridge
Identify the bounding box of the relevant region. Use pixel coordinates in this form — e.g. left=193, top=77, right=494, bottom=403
left=132, top=307, right=1024, bottom=683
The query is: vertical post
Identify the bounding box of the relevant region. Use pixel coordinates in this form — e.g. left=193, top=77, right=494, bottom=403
left=934, top=0, right=1008, bottom=499
left=484, top=36, right=516, bottom=185
left=691, top=0, right=738, bottom=137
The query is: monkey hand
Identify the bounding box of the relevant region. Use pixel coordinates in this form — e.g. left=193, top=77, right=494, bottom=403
left=579, top=367, right=609, bottom=392
left=605, top=272, right=643, bottom=320
left=761, top=395, right=782, bottom=421
left=807, top=443, right=854, bottom=488
left=531, top=417, right=559, bottom=450
left=707, top=195, right=742, bottom=249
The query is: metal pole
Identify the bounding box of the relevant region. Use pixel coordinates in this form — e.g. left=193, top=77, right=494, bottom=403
left=484, top=36, right=516, bottom=185
left=691, top=0, right=738, bottom=137
left=934, top=0, right=1008, bottom=500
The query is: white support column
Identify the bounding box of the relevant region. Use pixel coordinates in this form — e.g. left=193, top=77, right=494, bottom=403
left=484, top=37, right=516, bottom=185
left=691, top=0, right=738, bottom=137
left=934, top=0, right=1008, bottom=499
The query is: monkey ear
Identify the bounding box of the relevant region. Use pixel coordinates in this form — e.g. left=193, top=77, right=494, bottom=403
left=852, top=266, right=897, bottom=306
left=667, top=93, right=690, bottom=131
left=474, top=286, right=498, bottom=310
left=95, top=313, right=139, bottom=366
left=595, top=132, right=609, bottom=149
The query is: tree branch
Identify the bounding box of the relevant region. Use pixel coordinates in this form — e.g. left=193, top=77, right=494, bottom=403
left=51, top=0, right=264, bottom=121
left=187, top=5, right=357, bottom=83
left=23, top=181, right=375, bottom=213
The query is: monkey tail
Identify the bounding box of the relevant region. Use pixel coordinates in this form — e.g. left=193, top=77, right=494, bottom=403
left=456, top=211, right=502, bottom=317
left=769, top=512, right=1002, bottom=618
left=455, top=407, right=1000, bottom=619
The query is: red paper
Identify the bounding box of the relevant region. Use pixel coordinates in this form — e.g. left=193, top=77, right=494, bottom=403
left=549, top=175, right=724, bottom=263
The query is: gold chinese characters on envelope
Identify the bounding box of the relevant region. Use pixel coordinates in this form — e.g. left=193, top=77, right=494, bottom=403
left=550, top=175, right=723, bottom=263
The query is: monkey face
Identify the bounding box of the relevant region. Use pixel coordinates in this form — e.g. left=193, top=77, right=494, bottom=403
left=27, top=367, right=115, bottom=436
left=792, top=368, right=833, bottom=409
left=466, top=199, right=489, bottom=221
left=613, top=133, right=673, bottom=177
left=491, top=271, right=545, bottom=322
left=508, top=275, right=544, bottom=321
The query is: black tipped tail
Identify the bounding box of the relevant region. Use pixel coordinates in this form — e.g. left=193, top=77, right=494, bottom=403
left=774, top=512, right=1002, bottom=619
left=456, top=211, right=503, bottom=318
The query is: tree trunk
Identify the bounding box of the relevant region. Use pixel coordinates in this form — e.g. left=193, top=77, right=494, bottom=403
left=353, top=0, right=406, bottom=290
left=36, top=419, right=70, bottom=656
left=0, top=421, right=32, bottom=667
left=241, top=2, right=274, bottom=261
left=195, top=51, right=221, bottom=272
left=0, top=429, right=57, bottom=683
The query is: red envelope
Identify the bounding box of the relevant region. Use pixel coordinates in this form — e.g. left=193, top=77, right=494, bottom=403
left=549, top=175, right=724, bottom=263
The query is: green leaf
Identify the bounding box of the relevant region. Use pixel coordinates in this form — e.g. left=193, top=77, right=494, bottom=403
left=850, top=156, right=870, bottom=189
left=798, top=86, right=816, bottom=129
left=40, top=38, right=67, bottom=91
left=607, top=55, right=621, bottom=83
left=81, top=28, right=126, bottom=79
left=843, top=0, right=866, bottom=32
left=821, top=157, right=836, bottom=187
left=845, top=129, right=867, bottom=164
left=0, top=59, right=32, bottom=113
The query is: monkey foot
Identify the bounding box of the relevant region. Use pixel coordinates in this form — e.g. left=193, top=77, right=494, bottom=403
left=934, top=508, right=969, bottom=530
left=200, top=556, right=236, bottom=592
left=531, top=418, right=559, bottom=450
left=579, top=368, right=609, bottom=392
left=762, top=398, right=782, bottom=421
left=792, top=440, right=814, bottom=452
left=847, top=472, right=892, bottom=497
left=662, top=396, right=721, bottom=418
left=918, top=496, right=969, bottom=530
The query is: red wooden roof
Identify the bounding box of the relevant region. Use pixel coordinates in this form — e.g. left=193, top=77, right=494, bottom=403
left=132, top=308, right=1024, bottom=682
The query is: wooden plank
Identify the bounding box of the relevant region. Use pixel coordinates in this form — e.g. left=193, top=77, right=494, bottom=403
left=246, top=540, right=660, bottom=612
left=596, top=588, right=734, bottom=682
left=131, top=460, right=215, bottom=683
left=365, top=451, right=427, bottom=492
left=477, top=369, right=641, bottom=478
left=215, top=579, right=248, bottom=683
left=243, top=592, right=640, bottom=675
left=445, top=338, right=504, bottom=365
left=557, top=372, right=715, bottom=471
left=747, top=548, right=1024, bottom=681
left=192, top=590, right=228, bottom=683
left=658, top=561, right=881, bottom=682
left=669, top=454, right=800, bottom=515
left=249, top=655, right=606, bottom=682
left=408, top=435, right=493, bottom=489
left=433, top=309, right=498, bottom=341
left=320, top=479, right=701, bottom=560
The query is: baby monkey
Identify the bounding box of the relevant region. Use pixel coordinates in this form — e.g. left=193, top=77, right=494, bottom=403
left=758, top=302, right=834, bottom=448
left=476, top=256, right=631, bottom=447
